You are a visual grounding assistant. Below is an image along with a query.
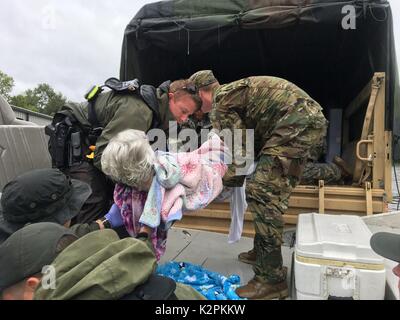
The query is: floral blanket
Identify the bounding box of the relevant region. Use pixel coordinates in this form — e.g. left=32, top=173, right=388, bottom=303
left=114, top=134, right=228, bottom=260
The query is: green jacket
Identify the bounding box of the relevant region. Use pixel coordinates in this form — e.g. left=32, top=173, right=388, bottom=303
left=34, top=230, right=156, bottom=300
left=34, top=230, right=205, bottom=300
left=92, top=89, right=175, bottom=170
left=63, top=87, right=175, bottom=171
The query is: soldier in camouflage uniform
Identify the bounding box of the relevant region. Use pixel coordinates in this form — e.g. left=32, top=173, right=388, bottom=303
left=179, top=104, right=347, bottom=186
left=189, top=70, right=328, bottom=299
left=300, top=139, right=347, bottom=185
left=300, top=138, right=351, bottom=185
left=302, top=160, right=343, bottom=185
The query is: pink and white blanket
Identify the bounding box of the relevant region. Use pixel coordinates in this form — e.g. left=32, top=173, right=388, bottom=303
left=114, top=134, right=228, bottom=260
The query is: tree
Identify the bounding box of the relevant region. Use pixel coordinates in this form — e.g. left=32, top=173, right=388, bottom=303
left=33, top=83, right=67, bottom=115
left=10, top=83, right=66, bottom=116
left=10, top=92, right=40, bottom=113
left=0, top=70, right=15, bottom=102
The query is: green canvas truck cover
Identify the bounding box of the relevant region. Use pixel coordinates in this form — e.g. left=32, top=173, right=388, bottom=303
left=120, top=0, right=399, bottom=159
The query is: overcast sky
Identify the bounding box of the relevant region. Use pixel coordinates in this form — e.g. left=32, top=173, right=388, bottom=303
left=0, top=0, right=399, bottom=102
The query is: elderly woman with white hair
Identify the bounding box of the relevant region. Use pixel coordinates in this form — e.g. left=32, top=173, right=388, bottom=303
left=101, top=130, right=155, bottom=192
left=101, top=129, right=228, bottom=260
left=101, top=129, right=156, bottom=237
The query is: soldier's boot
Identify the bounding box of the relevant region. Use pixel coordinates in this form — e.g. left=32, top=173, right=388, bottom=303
left=235, top=276, right=289, bottom=300
left=238, top=248, right=256, bottom=265
left=333, top=156, right=352, bottom=178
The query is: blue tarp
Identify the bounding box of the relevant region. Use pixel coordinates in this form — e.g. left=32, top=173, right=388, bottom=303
left=157, top=261, right=245, bottom=300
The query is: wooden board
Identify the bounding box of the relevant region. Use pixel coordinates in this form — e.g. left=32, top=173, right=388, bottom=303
left=352, top=73, right=384, bottom=184
left=343, top=78, right=372, bottom=146
left=372, top=73, right=386, bottom=189
left=174, top=185, right=389, bottom=237
left=385, top=131, right=393, bottom=202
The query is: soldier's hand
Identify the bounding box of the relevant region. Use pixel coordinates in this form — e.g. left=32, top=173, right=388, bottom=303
left=222, top=166, right=246, bottom=187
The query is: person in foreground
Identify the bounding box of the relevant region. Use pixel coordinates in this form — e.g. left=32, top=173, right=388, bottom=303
left=0, top=168, right=122, bottom=244
left=0, top=222, right=204, bottom=300
left=370, top=232, right=400, bottom=296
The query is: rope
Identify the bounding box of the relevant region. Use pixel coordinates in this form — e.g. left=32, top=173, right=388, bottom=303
left=368, top=3, right=388, bottom=22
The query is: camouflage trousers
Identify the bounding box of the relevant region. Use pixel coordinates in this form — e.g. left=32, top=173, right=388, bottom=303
left=300, top=162, right=342, bottom=185
left=245, top=124, right=326, bottom=283
left=246, top=155, right=306, bottom=284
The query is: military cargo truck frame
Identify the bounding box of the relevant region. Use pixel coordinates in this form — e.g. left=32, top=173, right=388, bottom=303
left=121, top=0, right=399, bottom=234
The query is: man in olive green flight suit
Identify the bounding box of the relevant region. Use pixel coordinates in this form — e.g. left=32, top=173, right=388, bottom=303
left=57, top=79, right=201, bottom=224
left=189, top=70, right=327, bottom=299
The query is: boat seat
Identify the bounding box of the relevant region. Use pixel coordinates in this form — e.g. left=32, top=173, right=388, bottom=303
left=0, top=94, right=36, bottom=126
left=0, top=95, right=51, bottom=190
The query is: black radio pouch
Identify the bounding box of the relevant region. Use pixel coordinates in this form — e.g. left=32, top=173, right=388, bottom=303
left=45, top=111, right=86, bottom=169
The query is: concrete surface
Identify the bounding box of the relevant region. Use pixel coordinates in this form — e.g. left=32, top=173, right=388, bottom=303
left=160, top=227, right=296, bottom=299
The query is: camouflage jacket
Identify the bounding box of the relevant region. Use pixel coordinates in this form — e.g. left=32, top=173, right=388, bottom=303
left=210, top=76, right=327, bottom=181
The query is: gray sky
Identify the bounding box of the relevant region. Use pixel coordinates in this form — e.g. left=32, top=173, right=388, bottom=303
left=0, top=0, right=156, bottom=101
left=0, top=0, right=399, bottom=102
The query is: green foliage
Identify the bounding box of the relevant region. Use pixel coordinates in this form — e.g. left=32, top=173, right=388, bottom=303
left=11, top=83, right=66, bottom=116
left=0, top=70, right=15, bottom=102
left=10, top=93, right=40, bottom=113
left=30, top=83, right=67, bottom=115
left=1, top=69, right=67, bottom=116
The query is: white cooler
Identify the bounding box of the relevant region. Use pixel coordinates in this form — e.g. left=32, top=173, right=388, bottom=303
left=294, top=213, right=386, bottom=300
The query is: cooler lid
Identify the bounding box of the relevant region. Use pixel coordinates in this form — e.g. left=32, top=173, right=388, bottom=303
left=296, top=213, right=384, bottom=265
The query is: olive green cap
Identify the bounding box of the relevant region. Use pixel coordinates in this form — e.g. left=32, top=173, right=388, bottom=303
left=370, top=232, right=400, bottom=263
left=0, top=222, right=77, bottom=291
left=189, top=70, right=218, bottom=89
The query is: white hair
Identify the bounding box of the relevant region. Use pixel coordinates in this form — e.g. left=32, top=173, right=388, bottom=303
left=101, top=129, right=155, bottom=190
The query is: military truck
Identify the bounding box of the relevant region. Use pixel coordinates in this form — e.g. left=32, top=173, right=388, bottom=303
left=120, top=0, right=399, bottom=235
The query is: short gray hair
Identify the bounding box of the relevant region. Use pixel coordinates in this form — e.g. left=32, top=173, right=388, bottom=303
left=101, top=129, right=155, bottom=190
